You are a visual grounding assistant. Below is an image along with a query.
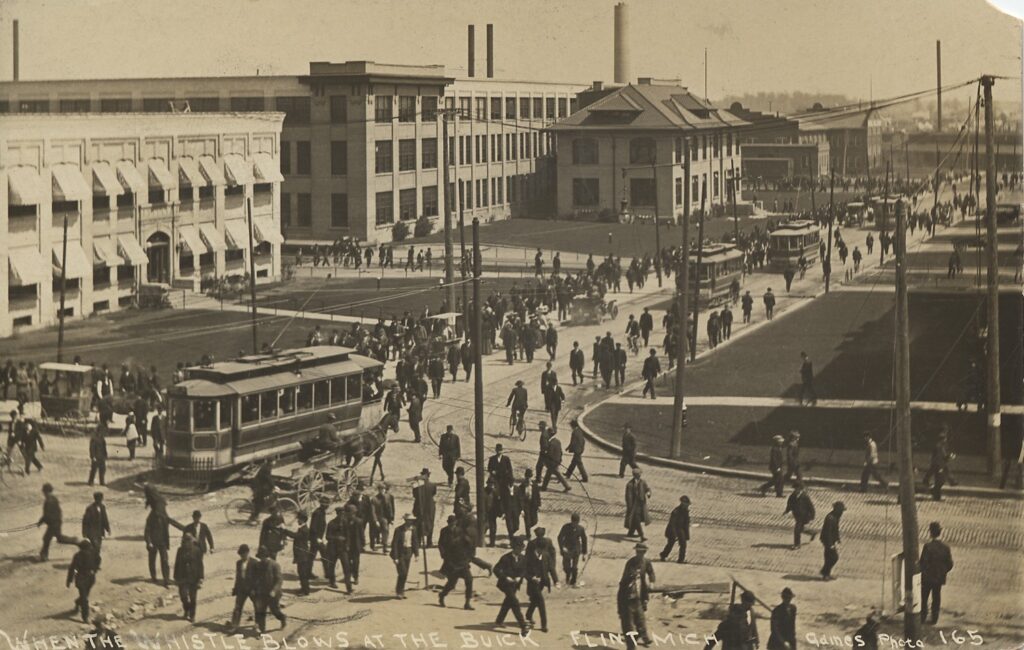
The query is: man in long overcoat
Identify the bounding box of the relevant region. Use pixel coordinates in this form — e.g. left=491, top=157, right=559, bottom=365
left=624, top=468, right=651, bottom=541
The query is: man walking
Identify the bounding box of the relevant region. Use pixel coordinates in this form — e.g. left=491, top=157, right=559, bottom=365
left=659, top=495, right=690, bottom=563
left=252, top=546, right=287, bottom=632
left=437, top=522, right=475, bottom=610
left=785, top=431, right=802, bottom=484
left=413, top=469, right=437, bottom=547
left=438, top=425, right=461, bottom=486
left=540, top=429, right=571, bottom=492
left=759, top=435, right=786, bottom=497
left=565, top=418, right=589, bottom=482
left=371, top=484, right=395, bottom=553
left=390, top=514, right=419, bottom=598
left=620, top=424, right=639, bottom=477
left=767, top=588, right=798, bottom=650
left=624, top=468, right=652, bottom=541
left=39, top=483, right=76, bottom=561
left=618, top=543, right=655, bottom=650
left=741, top=290, right=754, bottom=323
left=557, top=513, right=588, bottom=586
left=88, top=428, right=107, bottom=486
left=290, top=511, right=314, bottom=595
left=639, top=308, right=654, bottom=347
left=81, top=492, right=111, bottom=554
left=569, top=341, right=585, bottom=386
left=641, top=349, right=661, bottom=399
left=493, top=536, right=529, bottom=635
left=66, top=540, right=99, bottom=622
left=920, top=521, right=954, bottom=625
left=228, top=545, right=257, bottom=634
left=182, top=510, right=215, bottom=555
left=324, top=507, right=353, bottom=593
left=860, top=433, right=889, bottom=491
left=820, top=501, right=845, bottom=580
left=614, top=343, right=628, bottom=387
left=144, top=501, right=172, bottom=587
left=763, top=288, right=776, bottom=320
left=799, top=352, right=817, bottom=406
left=173, top=534, right=204, bottom=622
left=784, top=481, right=816, bottom=549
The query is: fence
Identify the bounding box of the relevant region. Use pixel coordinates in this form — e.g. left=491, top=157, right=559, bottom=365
left=152, top=454, right=215, bottom=490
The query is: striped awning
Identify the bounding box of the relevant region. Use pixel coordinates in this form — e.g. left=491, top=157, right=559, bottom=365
left=177, top=225, right=208, bottom=255
left=92, top=162, right=124, bottom=197
left=7, top=166, right=45, bottom=206
left=8, top=247, right=49, bottom=286
left=224, top=219, right=251, bottom=249
left=254, top=216, right=284, bottom=244
left=117, top=235, right=149, bottom=266
left=92, top=238, right=124, bottom=267
left=199, top=156, right=226, bottom=186
left=224, top=155, right=255, bottom=186
left=51, top=242, right=91, bottom=279
left=115, top=160, right=146, bottom=195
left=148, top=159, right=176, bottom=190
left=178, top=157, right=206, bottom=187
left=51, top=164, right=92, bottom=202
left=199, top=223, right=227, bottom=252
left=252, top=152, right=284, bottom=183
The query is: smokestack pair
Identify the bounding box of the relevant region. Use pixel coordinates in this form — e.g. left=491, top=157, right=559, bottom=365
left=467, top=24, right=493, bottom=78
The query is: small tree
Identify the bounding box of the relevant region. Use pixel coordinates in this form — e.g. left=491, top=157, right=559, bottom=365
left=391, top=220, right=410, bottom=242
left=413, top=215, right=434, bottom=238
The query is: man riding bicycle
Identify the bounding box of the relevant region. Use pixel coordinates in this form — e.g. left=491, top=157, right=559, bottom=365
left=506, top=380, right=529, bottom=438
left=625, top=315, right=641, bottom=355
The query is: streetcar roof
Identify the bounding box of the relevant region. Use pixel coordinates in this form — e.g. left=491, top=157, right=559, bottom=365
left=769, top=220, right=818, bottom=236
left=39, top=362, right=94, bottom=374
left=695, top=243, right=743, bottom=261
left=172, top=358, right=367, bottom=397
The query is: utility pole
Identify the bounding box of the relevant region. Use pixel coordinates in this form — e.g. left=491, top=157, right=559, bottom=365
left=246, top=197, right=259, bottom=354
left=690, top=188, right=706, bottom=362
left=981, top=75, right=1002, bottom=477
left=883, top=160, right=892, bottom=233
left=56, top=212, right=69, bottom=362
left=441, top=111, right=456, bottom=314
left=471, top=218, right=486, bottom=538
left=730, top=159, right=739, bottom=244
left=671, top=144, right=691, bottom=456
left=652, top=161, right=662, bottom=287
left=936, top=40, right=942, bottom=132
left=905, top=140, right=911, bottom=185
left=458, top=182, right=468, bottom=321
left=894, top=180, right=921, bottom=643
left=825, top=169, right=834, bottom=292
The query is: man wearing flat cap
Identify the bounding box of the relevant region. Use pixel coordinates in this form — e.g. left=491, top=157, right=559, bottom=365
left=768, top=588, right=797, bottom=650
left=618, top=543, right=655, bottom=649
left=759, top=435, right=787, bottom=497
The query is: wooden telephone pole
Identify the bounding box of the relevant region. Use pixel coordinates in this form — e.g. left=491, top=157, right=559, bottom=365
left=670, top=145, right=692, bottom=456
left=56, top=213, right=70, bottom=362
left=689, top=188, right=707, bottom=362
left=441, top=110, right=456, bottom=313
left=652, top=162, right=662, bottom=287
left=471, top=219, right=486, bottom=538
left=246, top=197, right=259, bottom=354
left=981, top=75, right=1002, bottom=476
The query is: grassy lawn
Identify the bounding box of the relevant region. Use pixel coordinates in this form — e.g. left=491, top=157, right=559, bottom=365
left=411, top=216, right=768, bottom=257
left=582, top=402, right=1004, bottom=485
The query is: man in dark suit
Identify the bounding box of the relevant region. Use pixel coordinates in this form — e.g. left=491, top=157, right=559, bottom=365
left=739, top=590, right=760, bottom=650
left=660, top=495, right=690, bottom=563
left=371, top=484, right=395, bottom=552
left=39, top=483, right=76, bottom=562
left=767, top=587, right=797, bottom=650
left=639, top=308, right=654, bottom=347
left=438, top=425, right=462, bottom=486
left=66, top=539, right=99, bottom=622
left=182, top=510, right=214, bottom=555
left=819, top=501, right=845, bottom=580
left=173, top=534, right=204, bottom=622
left=641, top=349, right=660, bottom=399
left=88, top=429, right=107, bottom=486
left=920, top=521, right=954, bottom=624
left=390, top=513, right=420, bottom=598
left=569, top=341, right=585, bottom=386
left=81, top=492, right=111, bottom=554
left=759, top=435, right=786, bottom=497
left=613, top=343, right=628, bottom=387
left=288, top=511, right=315, bottom=595
left=784, top=482, right=816, bottom=549
left=228, top=544, right=257, bottom=634
left=413, top=469, right=437, bottom=547
left=493, top=536, right=529, bottom=635
left=252, top=546, right=286, bottom=632
left=487, top=444, right=515, bottom=511
left=540, top=430, right=571, bottom=492
left=619, top=425, right=639, bottom=478
left=557, top=513, right=588, bottom=586
left=618, top=543, right=656, bottom=649
left=310, top=496, right=330, bottom=569
left=565, top=418, right=589, bottom=482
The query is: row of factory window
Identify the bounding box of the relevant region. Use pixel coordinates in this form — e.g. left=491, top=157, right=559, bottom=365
left=571, top=171, right=735, bottom=208
left=0, top=93, right=575, bottom=126
left=570, top=134, right=737, bottom=167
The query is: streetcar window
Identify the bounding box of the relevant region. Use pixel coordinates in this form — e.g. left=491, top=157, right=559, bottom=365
left=279, top=386, right=296, bottom=416
left=260, top=390, right=278, bottom=419
left=347, top=374, right=362, bottom=402
left=171, top=399, right=190, bottom=432
left=242, top=394, right=260, bottom=424
left=194, top=399, right=217, bottom=432
left=314, top=380, right=329, bottom=408
left=297, top=383, right=314, bottom=412
left=219, top=398, right=233, bottom=429
left=330, top=377, right=346, bottom=404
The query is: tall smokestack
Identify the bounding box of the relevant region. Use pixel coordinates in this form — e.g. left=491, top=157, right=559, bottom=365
left=467, top=25, right=475, bottom=77
left=614, top=3, right=630, bottom=84
left=13, top=20, right=19, bottom=82
left=935, top=40, right=942, bottom=132
left=486, top=24, right=494, bottom=78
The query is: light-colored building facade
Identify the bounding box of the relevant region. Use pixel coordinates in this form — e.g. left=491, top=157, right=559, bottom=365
left=1, top=112, right=284, bottom=337
left=550, top=80, right=748, bottom=222
left=0, top=62, right=584, bottom=244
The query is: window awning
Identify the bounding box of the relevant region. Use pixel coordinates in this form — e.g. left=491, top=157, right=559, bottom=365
left=8, top=247, right=49, bottom=286
left=92, top=237, right=124, bottom=267
left=199, top=156, right=226, bottom=186
left=115, top=160, right=146, bottom=195
left=51, top=242, right=91, bottom=280
left=7, top=166, right=45, bottom=206
left=117, top=235, right=149, bottom=266
left=92, top=161, right=124, bottom=197
left=199, top=223, right=227, bottom=252
left=224, top=219, right=250, bottom=249
left=254, top=216, right=284, bottom=244
left=148, top=159, right=175, bottom=191
left=224, top=155, right=255, bottom=186
left=252, top=152, right=284, bottom=183
left=178, top=157, right=206, bottom=187
left=177, top=225, right=208, bottom=256
left=51, top=164, right=92, bottom=202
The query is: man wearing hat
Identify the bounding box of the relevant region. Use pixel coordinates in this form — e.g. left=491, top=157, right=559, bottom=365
left=919, top=521, right=954, bottom=625
left=767, top=588, right=797, bottom=650
left=820, top=501, right=845, bottom=580
left=566, top=418, right=589, bottom=482
left=557, top=513, right=588, bottom=586
left=624, top=468, right=652, bottom=541
left=252, top=546, right=287, bottom=633
left=413, top=469, right=437, bottom=547
left=454, top=467, right=472, bottom=519
left=494, top=536, right=529, bottom=635
left=739, top=590, right=761, bottom=649
left=182, top=510, right=214, bottom=555
left=371, top=483, right=395, bottom=553
left=784, top=431, right=802, bottom=485
left=67, top=539, right=99, bottom=622
left=173, top=534, right=204, bottom=622
left=660, top=495, right=691, bottom=563
left=759, top=436, right=787, bottom=497
left=229, top=544, right=257, bottom=634
left=860, top=433, right=889, bottom=492
left=310, top=495, right=331, bottom=571
left=617, top=543, right=655, bottom=649
left=324, top=506, right=353, bottom=593
left=259, top=505, right=287, bottom=559
left=524, top=531, right=554, bottom=632
left=619, top=425, right=638, bottom=478
left=507, top=380, right=529, bottom=436
left=144, top=493, right=172, bottom=587
left=925, top=428, right=955, bottom=501
left=81, top=492, right=111, bottom=555
left=784, top=482, right=816, bottom=549
left=390, top=514, right=420, bottom=598
left=342, top=503, right=365, bottom=584
left=286, top=511, right=315, bottom=595
left=487, top=444, right=515, bottom=511
left=38, top=483, right=77, bottom=562
left=704, top=603, right=747, bottom=650
left=438, top=425, right=462, bottom=487
left=437, top=517, right=476, bottom=610
left=540, top=428, right=572, bottom=493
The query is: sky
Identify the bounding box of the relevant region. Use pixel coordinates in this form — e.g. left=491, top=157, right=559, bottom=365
left=0, top=0, right=1019, bottom=106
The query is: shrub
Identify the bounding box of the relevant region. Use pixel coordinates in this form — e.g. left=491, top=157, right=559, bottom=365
left=413, top=215, right=434, bottom=238
left=391, top=220, right=410, bottom=242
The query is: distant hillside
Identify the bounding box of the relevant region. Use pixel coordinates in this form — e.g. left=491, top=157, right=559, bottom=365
left=717, top=92, right=857, bottom=115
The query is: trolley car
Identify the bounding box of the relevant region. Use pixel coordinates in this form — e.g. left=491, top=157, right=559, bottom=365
left=164, top=346, right=384, bottom=472
left=768, top=220, right=820, bottom=271
left=682, top=243, right=745, bottom=308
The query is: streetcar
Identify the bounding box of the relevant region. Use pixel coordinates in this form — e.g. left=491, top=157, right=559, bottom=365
left=768, top=220, right=820, bottom=271
left=680, top=243, right=745, bottom=308
left=868, top=196, right=905, bottom=231
left=164, top=346, right=384, bottom=472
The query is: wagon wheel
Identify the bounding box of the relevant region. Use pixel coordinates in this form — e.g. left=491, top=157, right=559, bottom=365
left=277, top=497, right=300, bottom=526
left=609, top=304, right=619, bottom=319
left=297, top=470, right=327, bottom=512
left=335, top=467, right=358, bottom=502
left=224, top=498, right=254, bottom=525
left=57, top=411, right=84, bottom=437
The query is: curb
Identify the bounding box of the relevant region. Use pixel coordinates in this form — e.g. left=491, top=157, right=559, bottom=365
left=576, top=401, right=1024, bottom=501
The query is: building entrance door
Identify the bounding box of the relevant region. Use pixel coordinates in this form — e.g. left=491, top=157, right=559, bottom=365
left=146, top=232, right=171, bottom=284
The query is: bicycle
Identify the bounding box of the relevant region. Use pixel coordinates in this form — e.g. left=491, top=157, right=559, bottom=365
left=509, top=408, right=526, bottom=439
left=224, top=491, right=299, bottom=526
left=627, top=335, right=640, bottom=356
left=0, top=448, right=21, bottom=486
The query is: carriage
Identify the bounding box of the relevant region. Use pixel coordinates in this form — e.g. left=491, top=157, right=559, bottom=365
left=570, top=295, right=619, bottom=325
